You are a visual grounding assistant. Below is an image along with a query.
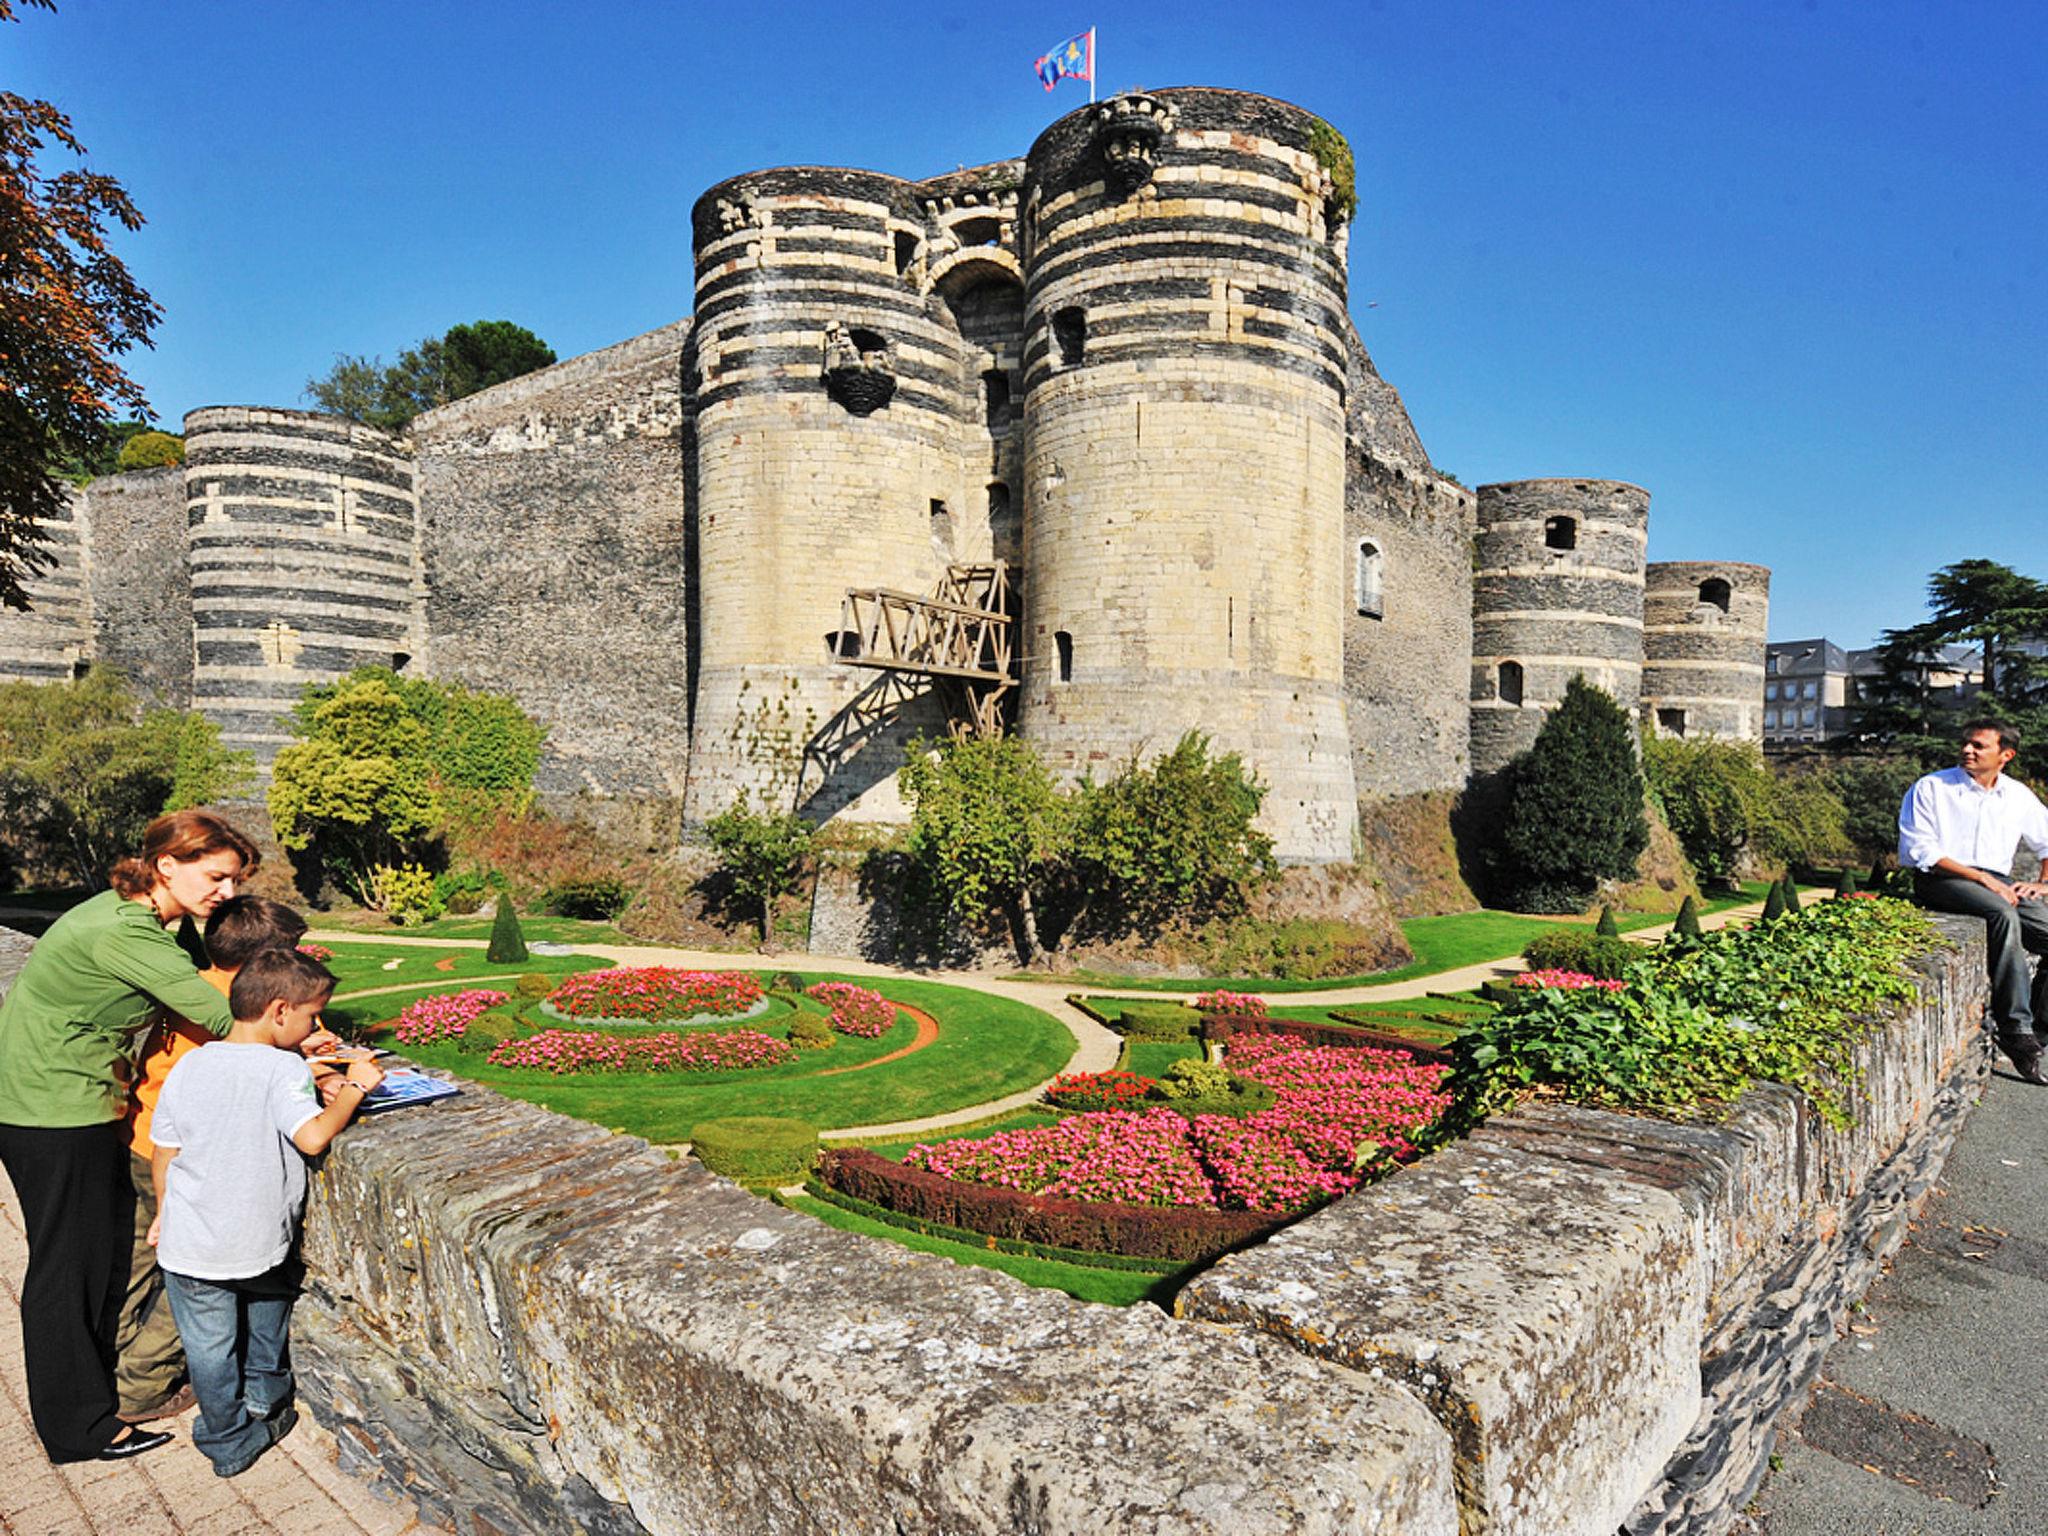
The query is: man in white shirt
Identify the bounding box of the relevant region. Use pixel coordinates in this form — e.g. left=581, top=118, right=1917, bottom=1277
left=1898, top=720, right=2048, bottom=1081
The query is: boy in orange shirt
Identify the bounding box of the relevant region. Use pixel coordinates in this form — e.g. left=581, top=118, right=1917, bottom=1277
left=115, top=896, right=329, bottom=1422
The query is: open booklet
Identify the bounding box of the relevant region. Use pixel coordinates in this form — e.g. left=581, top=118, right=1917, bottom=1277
left=357, top=1067, right=461, bottom=1114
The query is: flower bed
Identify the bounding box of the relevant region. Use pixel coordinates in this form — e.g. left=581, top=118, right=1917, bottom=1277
left=1203, top=1012, right=1454, bottom=1065
left=1194, top=990, right=1267, bottom=1017
left=1044, top=1070, right=1157, bottom=1112
left=1513, top=968, right=1627, bottom=992
left=485, top=1027, right=794, bottom=1075
left=805, top=981, right=896, bottom=1038
left=901, top=1038, right=1449, bottom=1217
left=297, top=942, right=334, bottom=963
left=544, top=967, right=767, bottom=1026
left=392, top=989, right=510, bottom=1046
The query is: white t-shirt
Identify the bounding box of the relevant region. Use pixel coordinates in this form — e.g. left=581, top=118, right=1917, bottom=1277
left=152, top=1041, right=323, bottom=1282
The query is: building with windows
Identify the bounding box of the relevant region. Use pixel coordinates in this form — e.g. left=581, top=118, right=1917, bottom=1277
left=1762, top=639, right=1983, bottom=750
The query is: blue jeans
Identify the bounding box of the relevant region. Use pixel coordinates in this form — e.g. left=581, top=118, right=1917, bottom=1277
left=162, top=1263, right=298, bottom=1474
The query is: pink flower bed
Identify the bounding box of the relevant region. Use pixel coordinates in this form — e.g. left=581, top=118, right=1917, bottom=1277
left=1513, top=968, right=1627, bottom=992
left=297, top=942, right=334, bottom=962
left=546, top=967, right=764, bottom=1023
left=805, top=981, right=897, bottom=1038
left=1195, top=990, right=1268, bottom=1017
left=485, top=1027, right=794, bottom=1075
left=906, top=1037, right=1449, bottom=1215
left=392, top=989, right=509, bottom=1045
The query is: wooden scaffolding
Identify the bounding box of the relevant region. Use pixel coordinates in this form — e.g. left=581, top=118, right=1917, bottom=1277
left=832, top=562, right=1016, bottom=738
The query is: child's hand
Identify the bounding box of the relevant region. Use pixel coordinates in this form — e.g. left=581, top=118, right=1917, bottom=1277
left=146, top=1214, right=161, bottom=1248
left=316, top=1074, right=350, bottom=1106
left=345, top=1059, right=385, bottom=1095
left=299, top=1027, right=343, bottom=1058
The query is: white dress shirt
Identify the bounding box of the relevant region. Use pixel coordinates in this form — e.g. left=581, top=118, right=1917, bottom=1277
left=1898, top=766, right=2048, bottom=874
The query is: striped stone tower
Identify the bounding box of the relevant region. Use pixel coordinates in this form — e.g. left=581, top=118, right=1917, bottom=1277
left=0, top=491, right=91, bottom=683
left=1469, top=478, right=1649, bottom=774
left=182, top=407, right=422, bottom=766
left=680, top=166, right=1010, bottom=821
left=1641, top=561, right=1771, bottom=741
left=1015, top=88, right=1359, bottom=862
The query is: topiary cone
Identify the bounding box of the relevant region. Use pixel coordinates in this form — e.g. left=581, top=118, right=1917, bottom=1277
left=1672, top=894, right=1704, bottom=942
left=487, top=895, right=529, bottom=963
left=1782, top=874, right=1803, bottom=914
left=1761, top=882, right=1787, bottom=923
left=1596, top=904, right=1620, bottom=937
left=1834, top=868, right=1860, bottom=898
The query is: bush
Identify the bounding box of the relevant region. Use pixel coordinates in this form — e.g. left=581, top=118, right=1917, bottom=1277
left=1490, top=677, right=1648, bottom=910
left=1596, top=905, right=1620, bottom=937
left=691, top=1117, right=820, bottom=1186
left=487, top=897, right=529, bottom=963
left=1671, top=894, right=1705, bottom=943
left=114, top=430, right=183, bottom=470
left=769, top=971, right=806, bottom=995
left=787, top=1015, right=834, bottom=1051
left=370, top=862, right=443, bottom=926
left=816, top=1147, right=1289, bottom=1264
left=1520, top=929, right=1644, bottom=982
left=1202, top=916, right=1393, bottom=982
left=454, top=1007, right=526, bottom=1057
left=434, top=867, right=490, bottom=915
left=704, top=798, right=814, bottom=943
left=1149, top=1059, right=1277, bottom=1120
left=1110, top=1002, right=1202, bottom=1040
left=545, top=875, right=633, bottom=921
left=514, top=971, right=555, bottom=999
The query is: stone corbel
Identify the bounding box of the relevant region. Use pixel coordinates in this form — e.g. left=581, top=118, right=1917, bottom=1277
left=1093, top=94, right=1176, bottom=196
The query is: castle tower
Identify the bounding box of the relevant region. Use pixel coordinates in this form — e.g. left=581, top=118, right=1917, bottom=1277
left=1015, top=88, right=1359, bottom=862
left=1641, top=561, right=1771, bottom=741
left=0, top=490, right=91, bottom=684
left=1469, top=478, right=1648, bottom=775
left=183, top=407, right=421, bottom=765
left=681, top=167, right=1015, bottom=822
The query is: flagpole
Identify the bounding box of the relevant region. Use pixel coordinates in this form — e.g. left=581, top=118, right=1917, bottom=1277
left=1090, top=27, right=1097, bottom=102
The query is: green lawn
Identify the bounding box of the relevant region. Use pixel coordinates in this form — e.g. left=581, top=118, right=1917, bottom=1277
left=780, top=1193, right=1183, bottom=1307
left=339, top=970, right=1076, bottom=1143
left=852, top=1108, right=1062, bottom=1163
left=310, top=910, right=639, bottom=946
left=315, top=943, right=605, bottom=993
left=1121, top=1039, right=1204, bottom=1076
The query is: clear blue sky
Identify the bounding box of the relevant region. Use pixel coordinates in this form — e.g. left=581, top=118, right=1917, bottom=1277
left=13, top=0, right=2043, bottom=646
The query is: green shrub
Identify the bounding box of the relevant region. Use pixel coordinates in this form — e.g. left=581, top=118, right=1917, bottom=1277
left=769, top=970, right=807, bottom=996
left=1111, top=1002, right=1201, bottom=1040
left=1596, top=905, right=1619, bottom=937
left=1834, top=869, right=1861, bottom=898
left=114, top=430, right=184, bottom=470
left=455, top=1008, right=525, bottom=1056
left=514, top=971, right=556, bottom=999
left=434, top=867, right=490, bottom=915
left=487, top=897, right=529, bottom=963
left=547, top=875, right=633, bottom=921
left=1490, top=677, right=1648, bottom=911
left=691, top=1117, right=820, bottom=1186
left=788, top=1015, right=834, bottom=1051
left=1781, top=874, right=1803, bottom=914
left=1204, top=915, right=1392, bottom=981
left=1149, top=1059, right=1277, bottom=1119
left=370, top=862, right=443, bottom=926
left=1761, top=882, right=1787, bottom=923
left=704, top=797, right=814, bottom=943
left=1521, top=929, right=1643, bottom=981
left=1671, top=894, right=1705, bottom=944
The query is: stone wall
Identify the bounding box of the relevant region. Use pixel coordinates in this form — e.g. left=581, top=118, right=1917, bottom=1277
left=1642, top=560, right=1771, bottom=743
left=81, top=466, right=193, bottom=706
left=0, top=488, right=91, bottom=684
left=412, top=320, right=693, bottom=804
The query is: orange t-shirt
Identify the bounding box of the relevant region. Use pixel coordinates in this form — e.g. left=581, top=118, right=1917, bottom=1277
left=126, top=967, right=232, bottom=1158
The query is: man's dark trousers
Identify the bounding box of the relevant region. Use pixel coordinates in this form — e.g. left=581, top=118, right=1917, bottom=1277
left=1916, top=869, right=2048, bottom=1043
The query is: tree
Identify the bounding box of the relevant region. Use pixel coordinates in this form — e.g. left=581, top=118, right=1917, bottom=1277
left=1069, top=731, right=1276, bottom=933
left=898, top=734, right=1070, bottom=963
left=486, top=894, right=528, bottom=964
left=114, top=429, right=181, bottom=469
left=1, top=0, right=162, bottom=608
left=705, top=796, right=814, bottom=944
left=1642, top=734, right=1776, bottom=890
left=305, top=320, right=556, bottom=432
left=1489, top=676, right=1648, bottom=912
left=1669, top=894, right=1704, bottom=944
left=0, top=668, right=251, bottom=887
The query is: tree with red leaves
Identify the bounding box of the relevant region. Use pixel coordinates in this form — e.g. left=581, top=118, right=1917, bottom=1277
left=0, top=0, right=161, bottom=609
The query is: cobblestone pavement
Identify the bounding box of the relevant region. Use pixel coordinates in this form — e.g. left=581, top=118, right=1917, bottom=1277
left=0, top=1171, right=448, bottom=1536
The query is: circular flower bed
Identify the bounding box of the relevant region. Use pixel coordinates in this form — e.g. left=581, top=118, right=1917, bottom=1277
left=805, top=981, right=896, bottom=1038
left=485, top=1028, right=795, bottom=1075
left=392, top=989, right=510, bottom=1046
left=907, top=1037, right=1448, bottom=1215
left=1044, top=1069, right=1156, bottom=1112
left=543, top=967, right=768, bottom=1026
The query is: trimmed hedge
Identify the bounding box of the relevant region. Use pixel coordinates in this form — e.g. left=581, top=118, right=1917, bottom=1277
left=454, top=1007, right=527, bottom=1057
left=1199, top=1012, right=1452, bottom=1065
left=795, top=1183, right=1182, bottom=1275
left=514, top=972, right=556, bottom=999
left=1111, top=1001, right=1202, bottom=1040
left=691, top=1117, right=820, bottom=1186
left=1519, top=929, right=1643, bottom=981
left=815, top=1147, right=1287, bottom=1264
left=788, top=1015, right=834, bottom=1050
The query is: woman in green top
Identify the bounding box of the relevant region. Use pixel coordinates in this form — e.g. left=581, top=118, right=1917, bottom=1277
left=0, top=808, right=257, bottom=1464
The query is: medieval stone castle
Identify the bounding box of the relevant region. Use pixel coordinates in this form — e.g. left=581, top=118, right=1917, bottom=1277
left=1, top=88, right=1769, bottom=863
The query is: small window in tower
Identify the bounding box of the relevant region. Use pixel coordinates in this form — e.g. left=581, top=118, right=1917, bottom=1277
left=848, top=327, right=888, bottom=357
left=391, top=651, right=412, bottom=673
left=894, top=231, right=919, bottom=275
left=1052, top=308, right=1086, bottom=365
left=1543, top=516, right=1577, bottom=551
left=987, top=482, right=1010, bottom=521
left=1498, top=660, right=1525, bottom=706
left=1698, top=577, right=1732, bottom=613
left=70, top=659, right=91, bottom=681
left=1355, top=540, right=1384, bottom=619
left=1657, top=707, right=1688, bottom=737
left=982, top=369, right=1011, bottom=421
left=931, top=498, right=949, bottom=519
left=955, top=216, right=1001, bottom=247
left=1054, top=631, right=1074, bottom=683
left=826, top=630, right=862, bottom=660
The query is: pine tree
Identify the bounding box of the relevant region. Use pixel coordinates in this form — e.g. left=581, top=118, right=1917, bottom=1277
left=1834, top=868, right=1860, bottom=897
left=1782, top=874, right=1803, bottom=913
left=1489, top=676, right=1649, bottom=912
left=1596, top=904, right=1620, bottom=937
left=1672, top=893, right=1704, bottom=942
left=487, top=894, right=529, bottom=963
left=1761, top=881, right=1787, bottom=922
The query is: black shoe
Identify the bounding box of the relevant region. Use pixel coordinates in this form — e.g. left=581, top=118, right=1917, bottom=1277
left=98, top=1427, right=173, bottom=1460
left=2001, top=1039, right=2048, bottom=1085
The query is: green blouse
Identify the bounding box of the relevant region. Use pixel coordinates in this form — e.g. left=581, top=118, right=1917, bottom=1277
left=0, top=890, right=234, bottom=1128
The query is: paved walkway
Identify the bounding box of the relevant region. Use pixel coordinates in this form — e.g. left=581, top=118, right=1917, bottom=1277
left=0, top=1172, right=447, bottom=1536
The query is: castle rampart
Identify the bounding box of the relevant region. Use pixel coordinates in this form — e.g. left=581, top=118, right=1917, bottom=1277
left=183, top=407, right=421, bottom=764
left=1641, top=561, right=1771, bottom=742
left=1470, top=478, right=1649, bottom=775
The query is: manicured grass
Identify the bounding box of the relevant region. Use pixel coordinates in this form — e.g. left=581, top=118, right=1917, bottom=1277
left=315, top=942, right=605, bottom=993
left=1122, top=1040, right=1204, bottom=1077
left=780, top=1193, right=1182, bottom=1307
left=337, top=971, right=1076, bottom=1143
left=310, top=910, right=638, bottom=946
left=854, top=1109, right=1062, bottom=1163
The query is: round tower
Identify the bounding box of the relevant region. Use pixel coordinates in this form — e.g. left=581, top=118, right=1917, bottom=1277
left=183, top=407, right=421, bottom=766
left=681, top=166, right=1002, bottom=822
left=1015, top=88, right=1359, bottom=862
left=1469, top=478, right=1648, bottom=775
left=1641, top=561, right=1771, bottom=742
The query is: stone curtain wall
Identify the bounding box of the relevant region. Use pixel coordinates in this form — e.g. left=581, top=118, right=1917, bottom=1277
left=81, top=466, right=194, bottom=706
left=1641, top=560, right=1772, bottom=743
left=1016, top=89, right=1359, bottom=863
left=183, top=408, right=421, bottom=766
left=411, top=321, right=693, bottom=805
left=1469, top=477, right=1651, bottom=775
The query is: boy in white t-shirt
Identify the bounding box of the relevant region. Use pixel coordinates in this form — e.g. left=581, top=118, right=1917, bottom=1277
left=149, top=948, right=382, bottom=1478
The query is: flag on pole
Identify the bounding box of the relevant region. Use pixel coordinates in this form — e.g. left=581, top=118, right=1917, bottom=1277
left=1034, top=28, right=1095, bottom=93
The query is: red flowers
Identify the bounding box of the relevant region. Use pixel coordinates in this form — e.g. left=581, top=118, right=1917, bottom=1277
left=1044, top=1070, right=1157, bottom=1111
left=485, top=1027, right=794, bottom=1074
left=1195, top=990, right=1267, bottom=1016
left=1513, top=968, right=1627, bottom=992
left=546, top=968, right=765, bottom=1023
left=805, top=981, right=897, bottom=1038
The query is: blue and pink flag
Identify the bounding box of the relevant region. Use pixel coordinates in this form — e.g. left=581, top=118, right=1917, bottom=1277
left=1035, top=28, right=1094, bottom=92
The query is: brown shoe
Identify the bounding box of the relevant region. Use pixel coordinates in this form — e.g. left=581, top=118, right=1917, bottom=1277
left=117, top=1383, right=196, bottom=1424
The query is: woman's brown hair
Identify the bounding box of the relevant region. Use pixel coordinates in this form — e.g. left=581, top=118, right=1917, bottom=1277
left=108, top=810, right=260, bottom=898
